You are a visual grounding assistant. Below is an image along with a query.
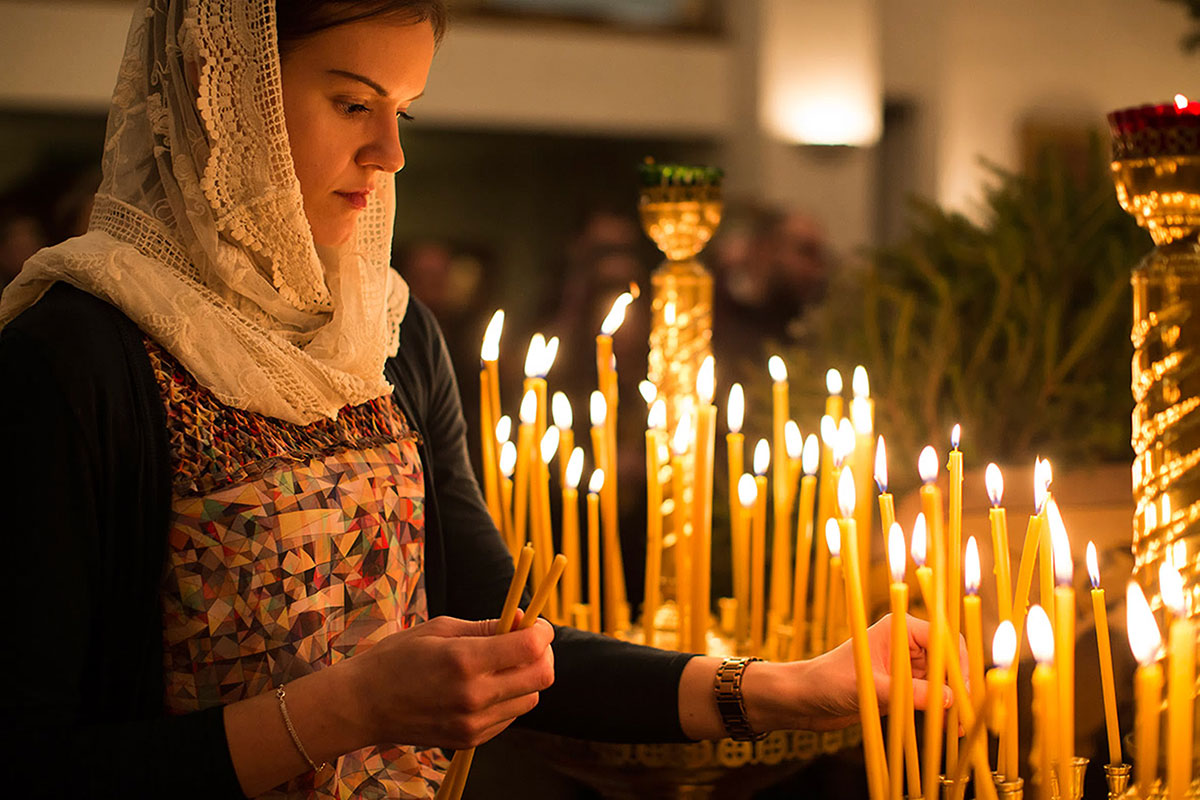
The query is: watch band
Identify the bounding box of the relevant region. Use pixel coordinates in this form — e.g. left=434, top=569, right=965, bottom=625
left=713, top=656, right=766, bottom=741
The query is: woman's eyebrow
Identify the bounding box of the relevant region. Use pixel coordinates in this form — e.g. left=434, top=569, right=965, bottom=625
left=325, top=69, right=425, bottom=102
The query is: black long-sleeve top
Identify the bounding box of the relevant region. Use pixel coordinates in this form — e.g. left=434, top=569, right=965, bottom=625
left=0, top=284, right=693, bottom=798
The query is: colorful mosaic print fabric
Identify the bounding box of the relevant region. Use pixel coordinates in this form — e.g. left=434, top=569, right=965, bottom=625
left=150, top=341, right=448, bottom=799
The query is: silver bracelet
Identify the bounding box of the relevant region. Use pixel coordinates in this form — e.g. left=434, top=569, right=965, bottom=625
left=276, top=684, right=329, bottom=774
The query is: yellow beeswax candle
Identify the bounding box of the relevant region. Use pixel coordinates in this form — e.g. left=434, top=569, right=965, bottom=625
left=963, top=537, right=985, bottom=730
left=886, top=523, right=911, bottom=800
left=691, top=357, right=717, bottom=653
left=985, top=464, right=1014, bottom=624
left=917, top=447, right=946, bottom=800
left=562, top=448, right=584, bottom=614
left=499, top=441, right=516, bottom=556
left=513, top=390, right=537, bottom=554
left=1086, top=542, right=1122, bottom=767
left=671, top=413, right=692, bottom=652
left=850, top=367, right=874, bottom=612
left=789, top=435, right=819, bottom=660
left=1027, top=605, right=1056, bottom=800
left=1160, top=560, right=1194, bottom=800
left=874, top=434, right=896, bottom=535
left=587, top=470, right=604, bottom=634
left=751, top=441, right=769, bottom=656
left=479, top=311, right=504, bottom=531
left=737, top=474, right=758, bottom=650
left=989, top=621, right=1019, bottom=781
left=591, top=391, right=624, bottom=636
left=538, top=427, right=560, bottom=621
left=1127, top=581, right=1163, bottom=800
left=825, top=518, right=845, bottom=649
left=838, top=469, right=888, bottom=800
left=1036, top=460, right=1054, bottom=615
left=769, top=357, right=792, bottom=637
left=1012, top=458, right=1051, bottom=656
left=813, top=369, right=843, bottom=649
left=552, top=391, right=574, bottom=488
left=643, top=417, right=665, bottom=648
left=946, top=428, right=964, bottom=770
left=1046, top=499, right=1074, bottom=788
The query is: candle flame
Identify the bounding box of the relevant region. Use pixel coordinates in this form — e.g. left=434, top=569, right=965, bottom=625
left=950, top=423, right=961, bottom=450
left=672, top=410, right=693, bottom=456
left=1159, top=560, right=1186, bottom=617
left=589, top=391, right=607, bottom=427
left=727, top=383, right=745, bottom=433
left=588, top=468, right=605, bottom=494
left=825, top=517, right=842, bottom=558
left=852, top=365, right=869, bottom=398
left=888, top=522, right=906, bottom=584
left=911, top=513, right=927, bottom=566
left=874, top=435, right=888, bottom=493
left=1027, top=604, right=1055, bottom=665
left=1046, top=498, right=1073, bottom=586
left=552, top=391, right=572, bottom=429
left=541, top=336, right=559, bottom=375
left=964, top=536, right=980, bottom=595
left=754, top=439, right=770, bottom=476
left=540, top=427, right=560, bottom=464
left=802, top=434, right=819, bottom=476
left=826, top=368, right=843, bottom=395
left=495, top=415, right=512, bottom=445
left=738, top=473, right=758, bottom=508
left=768, top=355, right=788, bottom=383
left=837, top=467, right=856, bottom=517
left=833, top=418, right=855, bottom=468
left=985, top=463, right=1003, bottom=507
left=1034, top=458, right=1053, bottom=513
left=850, top=397, right=872, bottom=435
left=1176, top=93, right=1190, bottom=111
left=566, top=447, right=584, bottom=489
left=600, top=292, right=634, bottom=335
left=648, top=399, right=667, bottom=430
left=663, top=300, right=676, bottom=326
left=697, top=355, right=715, bottom=403
left=1126, top=581, right=1163, bottom=666
left=638, top=380, right=657, bottom=406
left=1086, top=541, right=1100, bottom=589
left=820, top=414, right=837, bottom=446
left=993, top=621, right=1017, bottom=670
left=481, top=309, right=504, bottom=361
left=785, top=421, right=803, bottom=460
left=523, top=334, right=544, bottom=378
left=519, top=390, right=538, bottom=425
left=500, top=440, right=517, bottom=477
left=918, top=445, right=939, bottom=483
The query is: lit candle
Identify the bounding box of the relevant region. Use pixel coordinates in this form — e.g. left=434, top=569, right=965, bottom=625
left=850, top=366, right=875, bottom=617
left=538, top=426, right=560, bottom=621
left=1127, top=581, right=1163, bottom=800
left=1160, top=560, right=1194, bottom=800
left=752, top=440, right=769, bottom=656
left=691, top=356, right=717, bottom=654
left=985, top=463, right=1014, bottom=624
left=946, top=427, right=963, bottom=770
left=887, top=523, right=912, bottom=800
left=917, top=446, right=946, bottom=800
left=811, top=413, right=838, bottom=653
left=644, top=403, right=667, bottom=648
left=591, top=391, right=625, bottom=635
left=562, top=447, right=584, bottom=614
left=988, top=620, right=1019, bottom=781
left=1046, top=499, right=1074, bottom=788
left=1012, top=457, right=1052, bottom=657
left=829, top=419, right=856, bottom=647
left=737, top=473, right=758, bottom=649
left=826, top=518, right=845, bottom=650
left=552, top=392, right=574, bottom=488
left=785, top=420, right=804, bottom=505
left=513, top=390, right=537, bottom=554
left=1037, top=460, right=1055, bottom=626
left=1086, top=541, right=1122, bottom=768
left=587, top=469, right=604, bottom=634
left=875, top=435, right=895, bottom=537
left=671, top=412, right=693, bottom=651
left=726, top=384, right=746, bottom=566
left=837, top=468, right=888, bottom=800
left=769, top=356, right=792, bottom=641
left=789, top=434, right=819, bottom=660
left=479, top=310, right=505, bottom=529
left=597, top=294, right=631, bottom=621
left=1027, top=605, right=1057, bottom=800
left=499, top=441, right=516, bottom=555
left=963, top=536, right=985, bottom=732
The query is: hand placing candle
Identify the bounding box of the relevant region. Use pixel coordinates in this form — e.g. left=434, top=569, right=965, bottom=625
left=1127, top=581, right=1164, bottom=800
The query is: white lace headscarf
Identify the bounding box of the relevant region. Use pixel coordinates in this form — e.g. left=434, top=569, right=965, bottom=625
left=0, top=0, right=410, bottom=425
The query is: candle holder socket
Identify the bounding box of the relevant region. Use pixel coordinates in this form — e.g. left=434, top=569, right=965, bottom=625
left=994, top=775, right=1024, bottom=800
left=1104, top=763, right=1132, bottom=799
left=939, top=774, right=965, bottom=800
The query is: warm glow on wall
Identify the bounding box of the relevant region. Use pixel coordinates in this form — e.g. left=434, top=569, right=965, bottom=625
left=759, top=0, right=882, bottom=146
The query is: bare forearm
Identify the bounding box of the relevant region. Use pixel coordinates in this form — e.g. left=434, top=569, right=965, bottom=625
left=224, top=662, right=372, bottom=797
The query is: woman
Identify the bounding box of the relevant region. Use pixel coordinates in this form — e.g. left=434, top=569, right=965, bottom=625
left=0, top=2, right=943, bottom=798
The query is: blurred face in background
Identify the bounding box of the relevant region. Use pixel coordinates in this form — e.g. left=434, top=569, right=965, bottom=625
left=279, top=18, right=435, bottom=246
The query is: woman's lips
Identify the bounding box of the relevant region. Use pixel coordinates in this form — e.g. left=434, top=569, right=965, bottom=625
left=336, top=191, right=370, bottom=210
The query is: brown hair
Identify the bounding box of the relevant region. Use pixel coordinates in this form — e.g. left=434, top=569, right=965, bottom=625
left=276, top=1, right=448, bottom=54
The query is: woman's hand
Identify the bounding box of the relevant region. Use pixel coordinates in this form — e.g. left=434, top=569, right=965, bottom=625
left=743, top=613, right=963, bottom=732
left=345, top=612, right=556, bottom=749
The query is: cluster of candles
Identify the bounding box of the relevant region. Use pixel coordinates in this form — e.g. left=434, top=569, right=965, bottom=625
left=473, top=295, right=1195, bottom=800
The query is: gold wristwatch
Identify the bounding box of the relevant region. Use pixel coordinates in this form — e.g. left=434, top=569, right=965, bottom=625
left=713, top=656, right=766, bottom=741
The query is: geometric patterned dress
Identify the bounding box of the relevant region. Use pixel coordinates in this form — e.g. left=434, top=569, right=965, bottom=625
left=150, top=340, right=449, bottom=799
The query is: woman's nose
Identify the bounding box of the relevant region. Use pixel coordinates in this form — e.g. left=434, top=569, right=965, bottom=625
left=360, top=120, right=405, bottom=174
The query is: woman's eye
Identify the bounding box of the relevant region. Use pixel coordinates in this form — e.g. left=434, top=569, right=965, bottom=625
left=398, top=111, right=415, bottom=123
left=337, top=101, right=371, bottom=116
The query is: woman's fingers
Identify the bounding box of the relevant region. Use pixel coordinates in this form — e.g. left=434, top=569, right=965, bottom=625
left=911, top=677, right=954, bottom=711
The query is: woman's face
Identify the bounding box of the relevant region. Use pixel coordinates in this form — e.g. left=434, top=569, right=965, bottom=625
left=280, top=18, right=435, bottom=247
